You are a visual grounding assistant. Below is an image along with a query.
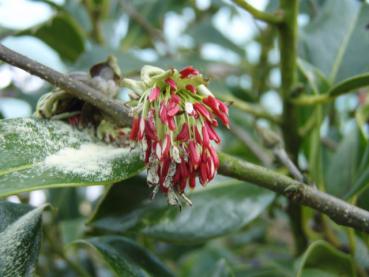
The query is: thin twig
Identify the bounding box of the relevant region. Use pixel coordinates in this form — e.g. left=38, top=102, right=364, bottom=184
left=273, top=147, right=305, bottom=183
left=1, top=43, right=369, bottom=233
left=120, top=0, right=165, bottom=42
left=232, top=0, right=284, bottom=25
left=231, top=124, right=273, bottom=167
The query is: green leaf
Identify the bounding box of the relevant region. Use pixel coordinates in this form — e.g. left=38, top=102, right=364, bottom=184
left=297, top=59, right=330, bottom=95
left=299, top=0, right=369, bottom=83
left=0, top=201, right=48, bottom=276
left=188, top=19, right=244, bottom=57
left=19, top=13, right=85, bottom=62
left=328, top=73, right=369, bottom=97
left=356, top=104, right=369, bottom=139
left=325, top=126, right=369, bottom=198
left=121, top=0, right=187, bottom=49
left=89, top=177, right=275, bottom=243
left=296, top=241, right=355, bottom=277
left=75, top=46, right=144, bottom=74
left=179, top=246, right=236, bottom=277
left=325, top=128, right=359, bottom=197
left=0, top=118, right=143, bottom=197
left=74, top=236, right=173, bottom=277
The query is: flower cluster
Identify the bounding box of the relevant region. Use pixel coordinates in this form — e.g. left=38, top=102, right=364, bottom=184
left=129, top=66, right=229, bottom=206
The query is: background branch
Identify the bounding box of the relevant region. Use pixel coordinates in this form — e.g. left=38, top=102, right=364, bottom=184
left=218, top=152, right=369, bottom=233
left=1, top=43, right=369, bottom=234
left=0, top=44, right=131, bottom=125
left=232, top=0, right=284, bottom=24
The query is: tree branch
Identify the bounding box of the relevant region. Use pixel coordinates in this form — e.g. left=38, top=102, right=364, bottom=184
left=232, top=0, right=284, bottom=25
left=1, top=43, right=369, bottom=233
left=0, top=44, right=131, bottom=125
left=218, top=152, right=369, bottom=233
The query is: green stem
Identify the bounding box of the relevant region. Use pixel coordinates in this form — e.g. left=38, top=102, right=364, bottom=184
left=291, top=94, right=331, bottom=105
left=232, top=0, right=284, bottom=24
left=278, top=0, right=308, bottom=255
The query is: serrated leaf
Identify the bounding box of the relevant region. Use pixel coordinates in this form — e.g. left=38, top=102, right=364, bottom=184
left=74, top=236, right=173, bottom=277
left=0, top=118, right=143, bottom=197
left=88, top=177, right=275, bottom=243
left=19, top=13, right=85, bottom=62
left=0, top=202, right=48, bottom=277
left=296, top=241, right=355, bottom=277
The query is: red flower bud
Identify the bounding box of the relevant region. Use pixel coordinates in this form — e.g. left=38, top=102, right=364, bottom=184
left=199, top=162, right=208, bottom=185
left=193, top=102, right=212, bottom=122
left=180, top=66, right=199, bottom=79
left=194, top=126, right=202, bottom=144
left=188, top=140, right=200, bottom=167
left=165, top=78, right=177, bottom=91
left=129, top=116, right=140, bottom=141
left=138, top=117, right=145, bottom=140
left=167, top=104, right=180, bottom=117
left=149, top=87, right=160, bottom=102
left=168, top=117, right=176, bottom=130
left=207, top=146, right=219, bottom=169
left=205, top=121, right=221, bottom=144
left=202, top=125, right=210, bottom=147
left=159, top=103, right=168, bottom=123
left=176, top=123, right=190, bottom=141
left=189, top=173, right=196, bottom=189
left=185, top=84, right=197, bottom=93
left=161, top=134, right=171, bottom=159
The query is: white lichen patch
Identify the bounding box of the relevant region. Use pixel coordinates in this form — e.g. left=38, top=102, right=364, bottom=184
left=43, top=143, right=130, bottom=178
left=0, top=118, right=93, bottom=163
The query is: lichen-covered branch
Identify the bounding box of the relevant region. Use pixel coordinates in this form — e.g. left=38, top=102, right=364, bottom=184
left=1, top=43, right=369, bottom=233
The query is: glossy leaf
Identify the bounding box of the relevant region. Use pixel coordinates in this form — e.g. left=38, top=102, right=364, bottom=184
left=74, top=236, right=173, bottom=277
left=179, top=247, right=236, bottom=277
left=188, top=20, right=244, bottom=57
left=0, top=118, right=143, bottom=197
left=19, top=13, right=85, bottom=62
left=328, top=73, right=369, bottom=97
left=299, top=0, right=369, bottom=83
left=325, top=127, right=369, bottom=198
left=0, top=202, right=48, bottom=276
left=356, top=104, right=369, bottom=139
left=89, top=177, right=275, bottom=243
left=296, top=241, right=355, bottom=277
left=297, top=59, right=330, bottom=95
left=75, top=46, right=144, bottom=74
